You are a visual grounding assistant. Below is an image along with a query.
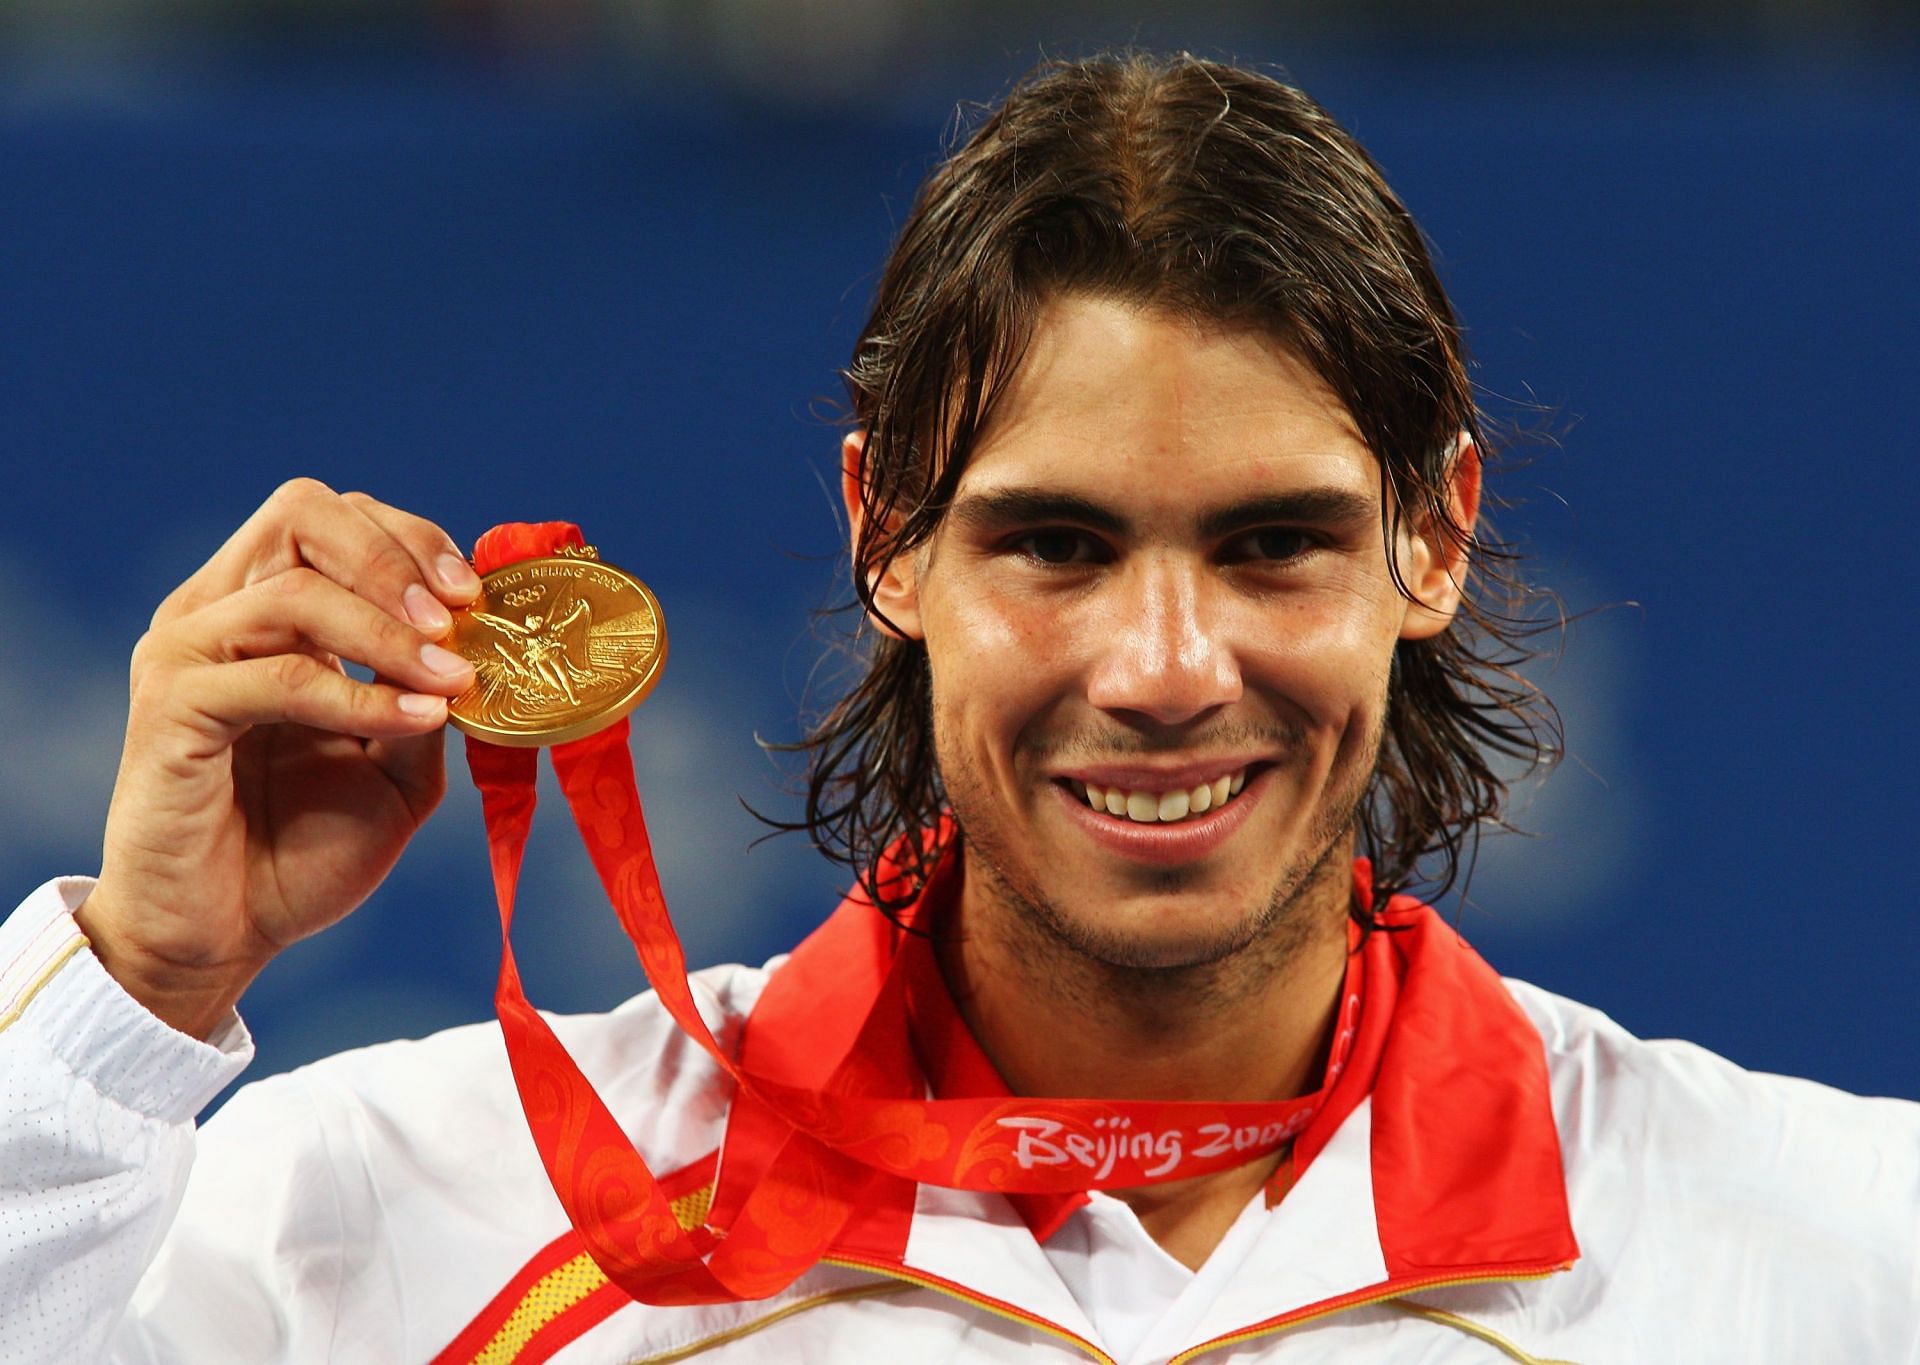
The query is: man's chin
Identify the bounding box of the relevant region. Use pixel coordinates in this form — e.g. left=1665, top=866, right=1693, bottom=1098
left=1031, top=897, right=1279, bottom=973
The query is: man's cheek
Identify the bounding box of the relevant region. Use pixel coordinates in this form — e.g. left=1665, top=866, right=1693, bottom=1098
left=943, top=588, right=1038, bottom=655
left=1258, top=622, right=1393, bottom=729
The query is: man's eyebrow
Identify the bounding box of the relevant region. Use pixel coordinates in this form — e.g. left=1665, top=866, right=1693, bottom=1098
left=1196, top=489, right=1378, bottom=540
left=947, top=486, right=1378, bottom=539
left=948, top=489, right=1131, bottom=535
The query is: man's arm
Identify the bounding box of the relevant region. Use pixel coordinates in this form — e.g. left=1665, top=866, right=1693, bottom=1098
left=1, top=481, right=480, bottom=1357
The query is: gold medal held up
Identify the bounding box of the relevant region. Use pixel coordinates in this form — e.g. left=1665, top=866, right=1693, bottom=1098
left=445, top=545, right=666, bottom=747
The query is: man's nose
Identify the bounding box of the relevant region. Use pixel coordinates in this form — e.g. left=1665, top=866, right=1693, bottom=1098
left=1084, top=558, right=1243, bottom=726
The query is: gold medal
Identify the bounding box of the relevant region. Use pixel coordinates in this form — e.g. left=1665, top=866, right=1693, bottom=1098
left=445, top=546, right=666, bottom=747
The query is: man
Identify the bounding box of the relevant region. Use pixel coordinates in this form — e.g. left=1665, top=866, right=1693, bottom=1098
left=2, top=52, right=1915, bottom=1364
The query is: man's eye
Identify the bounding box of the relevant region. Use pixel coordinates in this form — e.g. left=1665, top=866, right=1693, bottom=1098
left=1015, top=530, right=1098, bottom=564
left=1227, top=528, right=1314, bottom=562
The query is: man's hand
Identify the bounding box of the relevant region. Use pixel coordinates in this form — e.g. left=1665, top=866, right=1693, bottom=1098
left=78, top=479, right=481, bottom=1039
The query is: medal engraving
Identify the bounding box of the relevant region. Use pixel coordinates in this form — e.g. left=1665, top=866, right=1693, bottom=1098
left=447, top=552, right=666, bottom=747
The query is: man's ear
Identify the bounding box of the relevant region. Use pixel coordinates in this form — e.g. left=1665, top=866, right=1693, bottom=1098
left=1397, top=434, right=1482, bottom=642
left=841, top=430, right=925, bottom=640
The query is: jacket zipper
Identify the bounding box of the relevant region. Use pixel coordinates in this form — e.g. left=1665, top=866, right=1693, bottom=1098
left=824, top=1254, right=1571, bottom=1364
left=821, top=1255, right=1116, bottom=1363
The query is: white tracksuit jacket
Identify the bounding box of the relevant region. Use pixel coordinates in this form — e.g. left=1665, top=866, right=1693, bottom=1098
left=2, top=874, right=1917, bottom=1364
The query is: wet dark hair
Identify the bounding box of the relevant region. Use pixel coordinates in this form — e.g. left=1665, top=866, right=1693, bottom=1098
left=771, top=51, right=1557, bottom=929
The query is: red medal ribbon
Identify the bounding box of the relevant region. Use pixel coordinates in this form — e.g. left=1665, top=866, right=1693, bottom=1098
left=466, top=522, right=1363, bottom=1304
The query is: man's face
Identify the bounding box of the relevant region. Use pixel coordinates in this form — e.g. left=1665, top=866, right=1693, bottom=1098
left=858, top=294, right=1470, bottom=969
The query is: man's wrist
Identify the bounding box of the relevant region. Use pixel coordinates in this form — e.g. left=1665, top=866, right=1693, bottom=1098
left=2, top=878, right=253, bottom=1121
left=73, top=892, right=259, bottom=1042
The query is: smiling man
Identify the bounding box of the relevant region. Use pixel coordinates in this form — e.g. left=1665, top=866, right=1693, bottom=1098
left=2, top=52, right=1916, bottom=1365
left=854, top=297, right=1468, bottom=1274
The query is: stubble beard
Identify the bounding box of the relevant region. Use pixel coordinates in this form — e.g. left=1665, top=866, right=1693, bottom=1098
left=942, top=715, right=1384, bottom=1021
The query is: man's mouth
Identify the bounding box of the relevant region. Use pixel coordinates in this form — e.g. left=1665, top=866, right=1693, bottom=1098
left=1062, top=767, right=1253, bottom=825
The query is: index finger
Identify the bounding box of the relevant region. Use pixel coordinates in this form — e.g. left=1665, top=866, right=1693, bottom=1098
left=154, top=478, right=471, bottom=635
left=341, top=490, right=482, bottom=610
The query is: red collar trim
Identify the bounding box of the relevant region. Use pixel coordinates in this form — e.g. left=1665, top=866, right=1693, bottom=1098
left=718, top=853, right=1577, bottom=1276
left=1301, top=862, right=1579, bottom=1276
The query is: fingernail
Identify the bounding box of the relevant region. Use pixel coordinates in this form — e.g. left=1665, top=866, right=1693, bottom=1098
left=404, top=583, right=452, bottom=633
left=437, top=553, right=481, bottom=593
left=421, top=642, right=470, bottom=678
left=398, top=693, right=445, bottom=718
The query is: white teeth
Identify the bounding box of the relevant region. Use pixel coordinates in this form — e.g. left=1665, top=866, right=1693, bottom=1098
left=1075, top=768, right=1248, bottom=823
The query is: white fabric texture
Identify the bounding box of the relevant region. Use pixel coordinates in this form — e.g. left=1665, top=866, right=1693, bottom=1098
left=3, top=876, right=1919, bottom=1364
left=0, top=878, right=251, bottom=1365
left=1041, top=1191, right=1269, bottom=1364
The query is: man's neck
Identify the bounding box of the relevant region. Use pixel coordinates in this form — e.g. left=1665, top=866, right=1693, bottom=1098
left=934, top=850, right=1352, bottom=1267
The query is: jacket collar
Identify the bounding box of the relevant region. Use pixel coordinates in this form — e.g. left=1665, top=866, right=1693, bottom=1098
left=716, top=850, right=1577, bottom=1331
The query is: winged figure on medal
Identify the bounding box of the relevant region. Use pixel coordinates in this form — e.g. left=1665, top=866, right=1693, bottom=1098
left=463, top=579, right=660, bottom=727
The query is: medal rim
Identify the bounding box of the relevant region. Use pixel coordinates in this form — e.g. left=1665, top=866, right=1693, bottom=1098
left=445, top=555, right=667, bottom=749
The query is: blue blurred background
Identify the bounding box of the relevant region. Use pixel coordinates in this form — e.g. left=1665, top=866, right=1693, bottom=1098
left=2, top=3, right=1914, bottom=1106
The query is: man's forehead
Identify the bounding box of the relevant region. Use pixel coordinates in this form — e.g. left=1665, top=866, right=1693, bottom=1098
left=965, top=295, right=1371, bottom=472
